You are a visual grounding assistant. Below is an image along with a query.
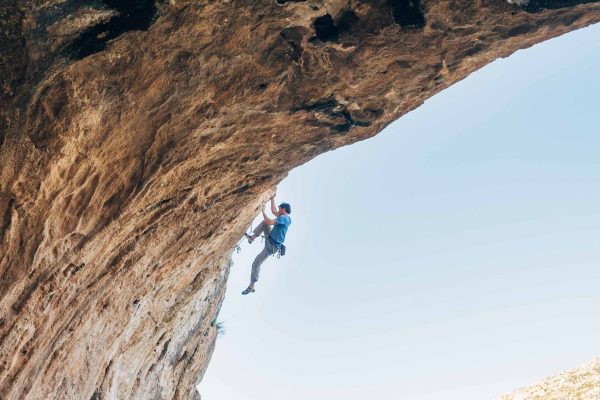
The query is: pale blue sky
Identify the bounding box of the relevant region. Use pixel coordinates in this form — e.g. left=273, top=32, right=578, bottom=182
left=200, top=23, right=600, bottom=400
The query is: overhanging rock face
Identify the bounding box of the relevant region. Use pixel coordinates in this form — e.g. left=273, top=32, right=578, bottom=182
left=1, top=1, right=599, bottom=399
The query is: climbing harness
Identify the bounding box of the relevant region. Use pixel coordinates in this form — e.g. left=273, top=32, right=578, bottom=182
left=240, top=222, right=286, bottom=258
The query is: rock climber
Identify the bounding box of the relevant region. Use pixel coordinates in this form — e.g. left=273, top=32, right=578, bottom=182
left=242, top=191, right=291, bottom=295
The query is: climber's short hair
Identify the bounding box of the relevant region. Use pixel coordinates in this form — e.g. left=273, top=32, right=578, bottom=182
left=278, top=203, right=291, bottom=214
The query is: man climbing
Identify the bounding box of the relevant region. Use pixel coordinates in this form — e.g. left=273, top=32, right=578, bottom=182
left=242, top=192, right=291, bottom=295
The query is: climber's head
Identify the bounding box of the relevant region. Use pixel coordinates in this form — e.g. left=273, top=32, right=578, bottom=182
left=278, top=202, right=291, bottom=215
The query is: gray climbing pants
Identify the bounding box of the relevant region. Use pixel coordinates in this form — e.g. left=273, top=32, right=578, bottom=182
left=250, top=221, right=278, bottom=283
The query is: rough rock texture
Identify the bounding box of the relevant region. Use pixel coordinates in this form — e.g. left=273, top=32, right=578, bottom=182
left=1, top=1, right=599, bottom=399
left=500, top=358, right=600, bottom=400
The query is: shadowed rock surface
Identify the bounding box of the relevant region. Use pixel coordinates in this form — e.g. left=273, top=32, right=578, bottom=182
left=1, top=1, right=599, bottom=399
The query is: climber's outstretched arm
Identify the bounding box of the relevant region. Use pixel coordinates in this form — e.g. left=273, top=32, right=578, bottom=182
left=262, top=206, right=276, bottom=225
left=270, top=192, right=277, bottom=215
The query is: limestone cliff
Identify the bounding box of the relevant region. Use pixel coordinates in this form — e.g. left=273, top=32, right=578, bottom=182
left=1, top=1, right=599, bottom=399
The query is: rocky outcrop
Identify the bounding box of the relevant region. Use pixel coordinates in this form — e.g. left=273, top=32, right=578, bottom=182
left=500, top=358, right=600, bottom=400
left=1, top=1, right=599, bottom=399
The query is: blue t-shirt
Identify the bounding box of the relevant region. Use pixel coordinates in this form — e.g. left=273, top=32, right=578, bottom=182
left=269, top=215, right=291, bottom=245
